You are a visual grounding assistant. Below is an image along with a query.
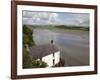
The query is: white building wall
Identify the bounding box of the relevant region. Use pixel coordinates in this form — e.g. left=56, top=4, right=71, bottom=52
left=42, top=51, right=60, bottom=67
left=42, top=54, right=53, bottom=67
left=54, top=51, right=60, bottom=64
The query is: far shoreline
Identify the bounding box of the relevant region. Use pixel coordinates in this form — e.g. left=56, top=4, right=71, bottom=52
left=23, top=24, right=89, bottom=32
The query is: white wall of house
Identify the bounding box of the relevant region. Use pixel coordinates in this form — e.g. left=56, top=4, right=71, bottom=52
left=42, top=54, right=53, bottom=67
left=54, top=51, right=60, bottom=64
left=42, top=51, right=60, bottom=67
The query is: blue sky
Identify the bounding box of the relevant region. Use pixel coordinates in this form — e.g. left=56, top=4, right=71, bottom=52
left=22, top=11, right=90, bottom=27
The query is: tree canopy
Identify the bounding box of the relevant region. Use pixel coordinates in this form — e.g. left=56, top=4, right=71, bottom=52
left=23, top=25, right=48, bottom=68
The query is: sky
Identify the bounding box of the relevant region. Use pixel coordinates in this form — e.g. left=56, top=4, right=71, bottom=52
left=22, top=11, right=90, bottom=27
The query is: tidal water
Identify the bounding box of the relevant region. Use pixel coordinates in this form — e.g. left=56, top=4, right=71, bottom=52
left=33, top=29, right=89, bottom=66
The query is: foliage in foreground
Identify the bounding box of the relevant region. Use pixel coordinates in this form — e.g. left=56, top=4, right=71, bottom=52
left=32, top=60, right=48, bottom=68
left=23, top=25, right=48, bottom=68
left=23, top=48, right=48, bottom=68
left=23, top=47, right=33, bottom=68
left=23, top=25, right=35, bottom=47
left=23, top=49, right=48, bottom=68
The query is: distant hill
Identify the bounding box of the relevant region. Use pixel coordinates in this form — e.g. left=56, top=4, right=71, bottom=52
left=54, top=25, right=89, bottom=31
left=23, top=24, right=89, bottom=31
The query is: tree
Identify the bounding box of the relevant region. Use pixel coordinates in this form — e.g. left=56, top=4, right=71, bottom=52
left=23, top=25, right=48, bottom=68
left=23, top=25, right=34, bottom=68
left=23, top=48, right=32, bottom=68
left=23, top=25, right=34, bottom=47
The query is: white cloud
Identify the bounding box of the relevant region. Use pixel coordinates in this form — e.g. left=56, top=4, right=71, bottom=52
left=48, top=13, right=59, bottom=24
left=22, top=11, right=59, bottom=25
left=71, top=14, right=89, bottom=26
left=22, top=11, right=89, bottom=26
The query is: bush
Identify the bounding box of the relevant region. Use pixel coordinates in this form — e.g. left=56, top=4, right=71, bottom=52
left=23, top=25, right=33, bottom=35
left=23, top=25, right=48, bottom=68
left=40, top=61, right=48, bottom=67
left=23, top=25, right=34, bottom=47
left=23, top=48, right=32, bottom=68
left=31, top=60, right=48, bottom=68
left=23, top=25, right=34, bottom=68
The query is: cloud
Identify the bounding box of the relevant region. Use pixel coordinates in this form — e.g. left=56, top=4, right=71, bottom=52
left=48, top=13, right=59, bottom=24
left=23, top=11, right=59, bottom=25
left=70, top=13, right=89, bottom=26
left=22, top=11, right=89, bottom=26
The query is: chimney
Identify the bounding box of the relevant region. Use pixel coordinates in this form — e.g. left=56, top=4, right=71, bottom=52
left=51, top=40, right=53, bottom=44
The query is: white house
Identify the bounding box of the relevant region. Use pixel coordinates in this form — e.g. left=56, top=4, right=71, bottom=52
left=29, top=42, right=60, bottom=67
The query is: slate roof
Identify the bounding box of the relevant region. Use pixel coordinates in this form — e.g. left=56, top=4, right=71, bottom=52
left=29, top=44, right=59, bottom=59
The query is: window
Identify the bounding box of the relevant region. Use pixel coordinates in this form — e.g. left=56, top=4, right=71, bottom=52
left=53, top=59, right=55, bottom=65
left=53, top=53, right=55, bottom=57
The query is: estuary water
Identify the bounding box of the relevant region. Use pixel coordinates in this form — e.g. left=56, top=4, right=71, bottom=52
left=33, top=28, right=89, bottom=66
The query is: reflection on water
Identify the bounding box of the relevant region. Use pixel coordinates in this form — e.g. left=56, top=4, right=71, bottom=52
left=33, top=29, right=89, bottom=66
